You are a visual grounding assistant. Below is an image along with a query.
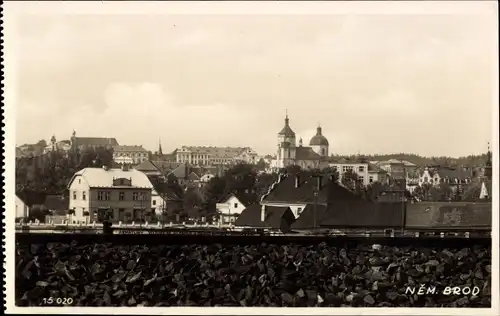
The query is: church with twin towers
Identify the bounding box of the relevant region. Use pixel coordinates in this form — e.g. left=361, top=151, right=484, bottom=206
left=274, top=112, right=330, bottom=170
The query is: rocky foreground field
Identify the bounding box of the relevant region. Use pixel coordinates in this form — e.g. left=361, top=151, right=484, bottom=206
left=16, top=241, right=491, bottom=307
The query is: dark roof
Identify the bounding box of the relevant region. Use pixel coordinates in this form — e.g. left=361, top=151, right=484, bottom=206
left=291, top=204, right=328, bottom=229
left=187, top=172, right=200, bottom=181
left=309, top=127, right=329, bottom=146
left=437, top=167, right=472, bottom=180
left=320, top=201, right=404, bottom=228
left=135, top=160, right=161, bottom=172
left=168, top=163, right=189, bottom=179
left=235, top=204, right=294, bottom=229
left=278, top=116, right=295, bottom=136
left=44, top=195, right=69, bottom=212
left=261, top=173, right=362, bottom=204
left=16, top=190, right=46, bottom=207
left=153, top=182, right=183, bottom=201
left=368, top=163, right=385, bottom=173
left=72, top=137, right=119, bottom=147
left=296, top=147, right=322, bottom=160
left=109, top=161, right=122, bottom=168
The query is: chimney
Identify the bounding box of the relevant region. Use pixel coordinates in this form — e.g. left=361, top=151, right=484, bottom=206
left=295, top=174, right=300, bottom=188
left=316, top=176, right=322, bottom=191
left=261, top=204, right=266, bottom=222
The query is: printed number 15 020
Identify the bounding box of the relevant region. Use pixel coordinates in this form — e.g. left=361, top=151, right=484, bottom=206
left=42, top=297, right=74, bottom=305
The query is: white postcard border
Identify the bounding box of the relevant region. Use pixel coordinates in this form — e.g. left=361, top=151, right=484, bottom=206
left=2, top=1, right=499, bottom=315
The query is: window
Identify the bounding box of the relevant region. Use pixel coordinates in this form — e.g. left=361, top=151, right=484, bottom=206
left=98, top=191, right=111, bottom=201
left=78, top=179, right=81, bottom=184
left=424, top=177, right=428, bottom=183
left=297, top=207, right=303, bottom=215
left=369, top=176, right=374, bottom=183
left=82, top=192, right=86, bottom=200
left=234, top=203, right=238, bottom=208
left=139, top=192, right=145, bottom=200
left=73, top=191, right=77, bottom=200
left=343, top=166, right=353, bottom=172
left=153, top=200, right=156, bottom=206
left=358, top=166, right=365, bottom=172
left=133, top=192, right=139, bottom=201
left=358, top=176, right=364, bottom=183
left=119, top=192, right=125, bottom=201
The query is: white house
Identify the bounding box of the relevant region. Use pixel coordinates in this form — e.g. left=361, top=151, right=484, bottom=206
left=67, top=165, right=154, bottom=223
left=329, top=161, right=370, bottom=186
left=200, top=173, right=215, bottom=184
left=15, top=195, right=29, bottom=219
left=215, top=193, right=252, bottom=225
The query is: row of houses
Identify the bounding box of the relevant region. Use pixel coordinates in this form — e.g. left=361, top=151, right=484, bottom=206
left=217, top=171, right=492, bottom=232
left=16, top=160, right=492, bottom=226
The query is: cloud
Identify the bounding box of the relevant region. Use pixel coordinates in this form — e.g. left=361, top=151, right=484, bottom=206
left=13, top=13, right=496, bottom=157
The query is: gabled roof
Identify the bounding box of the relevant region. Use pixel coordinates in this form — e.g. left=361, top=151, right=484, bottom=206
left=261, top=173, right=361, bottom=204
left=151, top=161, right=183, bottom=173
left=168, top=163, right=188, bottom=179
left=135, top=160, right=162, bottom=172
left=68, top=168, right=153, bottom=189
left=152, top=182, right=182, bottom=201
left=291, top=204, right=328, bottom=229
left=234, top=204, right=294, bottom=229
left=296, top=147, right=322, bottom=161
left=220, top=192, right=256, bottom=207
left=320, top=201, right=404, bottom=228
left=187, top=172, right=201, bottom=181
left=436, top=167, right=472, bottom=180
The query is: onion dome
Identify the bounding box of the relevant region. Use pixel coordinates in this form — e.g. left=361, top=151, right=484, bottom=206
left=309, top=126, right=329, bottom=146
left=278, top=114, right=295, bottom=137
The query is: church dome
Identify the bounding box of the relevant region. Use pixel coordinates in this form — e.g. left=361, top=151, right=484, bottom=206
left=309, top=126, right=329, bottom=146
left=278, top=115, right=295, bottom=137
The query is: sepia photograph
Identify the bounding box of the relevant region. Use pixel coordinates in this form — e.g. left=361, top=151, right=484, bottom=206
left=2, top=1, right=498, bottom=315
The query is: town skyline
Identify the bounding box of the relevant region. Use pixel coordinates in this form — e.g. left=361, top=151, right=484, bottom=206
left=15, top=9, right=496, bottom=157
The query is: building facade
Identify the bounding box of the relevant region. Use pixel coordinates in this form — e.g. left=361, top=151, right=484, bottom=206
left=67, top=165, right=153, bottom=223
left=113, top=145, right=149, bottom=165
left=215, top=193, right=253, bottom=225
left=70, top=130, right=119, bottom=150
left=175, top=146, right=259, bottom=166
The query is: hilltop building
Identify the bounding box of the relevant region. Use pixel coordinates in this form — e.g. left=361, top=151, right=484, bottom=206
left=112, top=145, right=148, bottom=165
left=273, top=114, right=329, bottom=170
left=175, top=146, right=259, bottom=165
left=70, top=130, right=119, bottom=150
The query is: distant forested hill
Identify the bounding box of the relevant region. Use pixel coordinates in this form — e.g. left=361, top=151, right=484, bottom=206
left=331, top=153, right=490, bottom=167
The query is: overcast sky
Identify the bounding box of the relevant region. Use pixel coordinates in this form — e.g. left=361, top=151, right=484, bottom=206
left=11, top=3, right=497, bottom=157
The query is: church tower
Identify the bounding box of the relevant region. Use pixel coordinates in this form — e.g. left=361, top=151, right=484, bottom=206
left=277, top=112, right=296, bottom=168
left=484, top=142, right=492, bottom=179
left=158, top=137, right=163, bottom=156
